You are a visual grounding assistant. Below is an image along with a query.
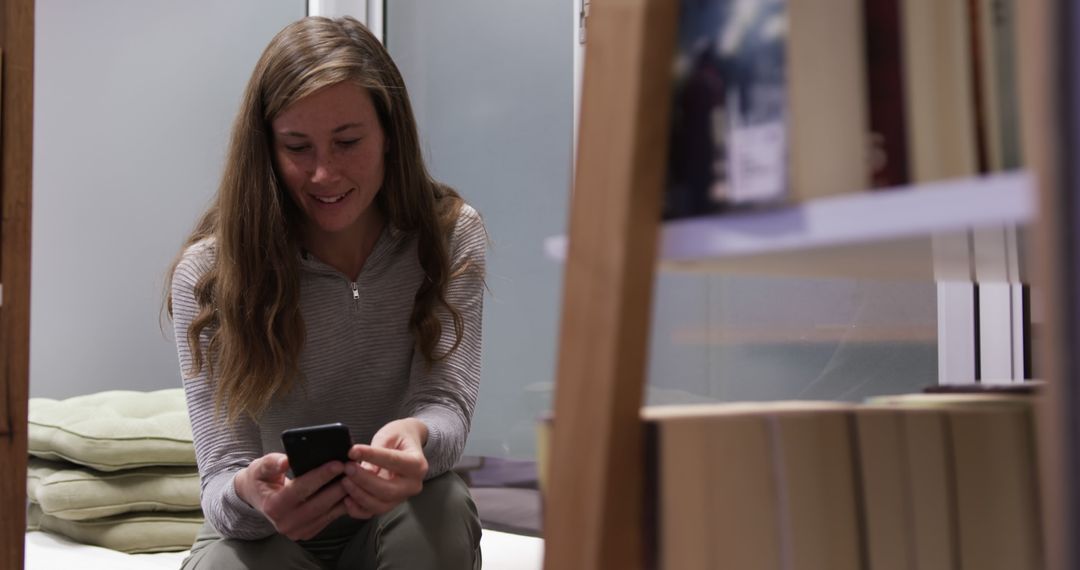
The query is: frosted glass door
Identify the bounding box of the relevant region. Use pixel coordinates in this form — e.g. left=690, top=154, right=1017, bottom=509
left=387, top=1, right=574, bottom=459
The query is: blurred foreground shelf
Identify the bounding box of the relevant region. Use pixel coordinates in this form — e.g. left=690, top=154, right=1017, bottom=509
left=545, top=171, right=1035, bottom=280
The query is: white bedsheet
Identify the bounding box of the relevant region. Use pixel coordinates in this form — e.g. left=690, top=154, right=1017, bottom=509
left=27, top=529, right=544, bottom=570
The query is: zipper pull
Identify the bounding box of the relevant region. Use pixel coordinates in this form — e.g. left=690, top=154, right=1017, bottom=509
left=351, top=282, right=360, bottom=301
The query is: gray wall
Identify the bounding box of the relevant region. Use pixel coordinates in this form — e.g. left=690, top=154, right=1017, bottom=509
left=31, top=0, right=305, bottom=398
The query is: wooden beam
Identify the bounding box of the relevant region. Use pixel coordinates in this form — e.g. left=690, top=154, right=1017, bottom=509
left=544, top=0, right=676, bottom=568
left=0, top=0, right=33, bottom=568
left=1017, top=0, right=1070, bottom=569
left=0, top=434, right=26, bottom=570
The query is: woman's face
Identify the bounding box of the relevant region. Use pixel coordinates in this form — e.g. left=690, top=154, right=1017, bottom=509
left=271, top=82, right=387, bottom=239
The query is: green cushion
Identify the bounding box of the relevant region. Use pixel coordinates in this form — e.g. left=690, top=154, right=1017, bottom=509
left=27, top=503, right=202, bottom=554
left=28, top=389, right=196, bottom=471
left=27, top=458, right=201, bottom=521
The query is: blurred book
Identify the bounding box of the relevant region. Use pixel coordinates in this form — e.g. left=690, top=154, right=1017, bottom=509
left=855, top=406, right=955, bottom=569
left=663, top=0, right=868, bottom=219
left=664, top=0, right=788, bottom=218
left=661, top=0, right=1024, bottom=222
left=864, top=0, right=910, bottom=187
left=539, top=388, right=1041, bottom=569
left=644, top=402, right=861, bottom=570
left=971, top=0, right=1022, bottom=172
left=923, top=380, right=1042, bottom=395
left=902, top=0, right=979, bottom=183
left=868, top=390, right=1043, bottom=570
left=787, top=0, right=868, bottom=201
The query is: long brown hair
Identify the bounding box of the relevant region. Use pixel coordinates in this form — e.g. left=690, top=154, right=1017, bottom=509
left=168, top=16, right=470, bottom=422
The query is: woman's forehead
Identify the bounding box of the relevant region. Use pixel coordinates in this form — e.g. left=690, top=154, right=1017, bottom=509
left=272, top=83, right=379, bottom=134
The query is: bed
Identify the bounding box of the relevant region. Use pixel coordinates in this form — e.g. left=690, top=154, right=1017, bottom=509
left=27, top=529, right=544, bottom=570
left=26, top=391, right=547, bottom=569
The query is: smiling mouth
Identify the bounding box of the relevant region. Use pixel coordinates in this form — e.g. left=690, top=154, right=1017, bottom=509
left=311, top=189, right=354, bottom=204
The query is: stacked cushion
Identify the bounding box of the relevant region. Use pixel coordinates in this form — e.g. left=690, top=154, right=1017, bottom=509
left=27, top=389, right=203, bottom=554
left=26, top=505, right=204, bottom=554
left=27, top=459, right=200, bottom=520
left=29, top=389, right=196, bottom=471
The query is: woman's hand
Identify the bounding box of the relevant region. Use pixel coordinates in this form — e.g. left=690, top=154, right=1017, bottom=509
left=234, top=452, right=349, bottom=540
left=341, top=418, right=430, bottom=519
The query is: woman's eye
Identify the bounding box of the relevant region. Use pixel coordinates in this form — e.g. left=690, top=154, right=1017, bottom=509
left=336, top=139, right=361, bottom=148
left=284, top=144, right=311, bottom=153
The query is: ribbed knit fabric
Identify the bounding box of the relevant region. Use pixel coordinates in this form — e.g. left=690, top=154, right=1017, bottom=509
left=170, top=205, right=485, bottom=539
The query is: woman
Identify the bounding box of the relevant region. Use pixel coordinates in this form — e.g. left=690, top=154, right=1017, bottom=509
left=169, top=16, right=485, bottom=569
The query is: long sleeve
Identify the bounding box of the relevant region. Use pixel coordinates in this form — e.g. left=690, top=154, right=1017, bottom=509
left=171, top=242, right=277, bottom=539
left=403, top=206, right=487, bottom=478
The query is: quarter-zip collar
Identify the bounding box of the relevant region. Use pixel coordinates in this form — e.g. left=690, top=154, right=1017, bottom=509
left=298, top=223, right=401, bottom=280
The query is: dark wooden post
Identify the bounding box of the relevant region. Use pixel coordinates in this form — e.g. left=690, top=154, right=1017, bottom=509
left=0, top=0, right=33, bottom=568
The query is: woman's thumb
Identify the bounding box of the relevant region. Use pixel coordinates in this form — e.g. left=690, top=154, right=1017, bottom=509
left=256, top=453, right=288, bottom=480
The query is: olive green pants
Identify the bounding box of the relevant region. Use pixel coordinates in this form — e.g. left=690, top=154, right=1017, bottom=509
left=181, top=472, right=481, bottom=569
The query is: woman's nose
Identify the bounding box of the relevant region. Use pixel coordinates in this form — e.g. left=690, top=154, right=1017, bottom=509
left=310, top=155, right=341, bottom=185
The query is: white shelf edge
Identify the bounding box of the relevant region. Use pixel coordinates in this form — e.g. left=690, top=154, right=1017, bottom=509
left=545, top=172, right=1036, bottom=265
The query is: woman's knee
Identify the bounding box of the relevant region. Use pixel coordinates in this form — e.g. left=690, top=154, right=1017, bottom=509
left=375, top=472, right=481, bottom=569
left=416, top=471, right=480, bottom=523
left=182, top=532, right=324, bottom=570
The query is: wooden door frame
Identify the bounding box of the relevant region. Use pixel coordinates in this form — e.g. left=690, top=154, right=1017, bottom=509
left=0, top=0, right=33, bottom=568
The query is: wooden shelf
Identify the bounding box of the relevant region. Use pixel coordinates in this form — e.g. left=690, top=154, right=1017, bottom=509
left=546, top=0, right=1071, bottom=567
left=672, top=324, right=937, bottom=345
left=546, top=171, right=1035, bottom=280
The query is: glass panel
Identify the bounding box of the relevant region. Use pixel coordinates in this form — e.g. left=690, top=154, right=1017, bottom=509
left=647, top=274, right=938, bottom=406
left=387, top=1, right=574, bottom=459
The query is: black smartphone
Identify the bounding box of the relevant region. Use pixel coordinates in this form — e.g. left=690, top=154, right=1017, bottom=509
left=280, top=422, right=353, bottom=479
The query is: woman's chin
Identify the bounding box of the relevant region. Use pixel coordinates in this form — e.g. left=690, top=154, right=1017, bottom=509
left=299, top=193, right=381, bottom=241
left=310, top=219, right=359, bottom=236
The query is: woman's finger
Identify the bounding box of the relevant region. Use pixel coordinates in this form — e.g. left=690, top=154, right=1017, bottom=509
left=254, top=453, right=290, bottom=482
left=348, top=445, right=427, bottom=479
left=264, top=465, right=345, bottom=532
left=292, top=477, right=347, bottom=523
left=289, top=501, right=348, bottom=541
left=344, top=496, right=374, bottom=520
left=342, top=475, right=394, bottom=515
left=286, top=461, right=345, bottom=503
left=345, top=461, right=420, bottom=502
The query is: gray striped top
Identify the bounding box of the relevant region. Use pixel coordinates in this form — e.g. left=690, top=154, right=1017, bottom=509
left=170, top=204, right=485, bottom=539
